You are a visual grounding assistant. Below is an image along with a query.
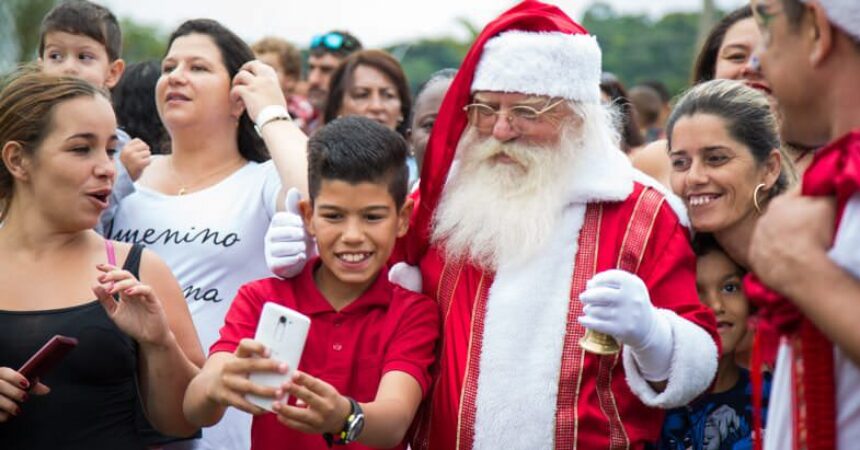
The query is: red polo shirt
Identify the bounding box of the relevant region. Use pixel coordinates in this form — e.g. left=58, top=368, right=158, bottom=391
left=210, top=258, right=440, bottom=450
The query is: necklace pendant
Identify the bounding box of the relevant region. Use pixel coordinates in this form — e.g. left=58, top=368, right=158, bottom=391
left=178, top=187, right=187, bottom=196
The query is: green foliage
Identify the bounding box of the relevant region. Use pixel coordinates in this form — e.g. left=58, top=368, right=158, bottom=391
left=582, top=1, right=704, bottom=95
left=4, top=0, right=58, bottom=63
left=120, top=18, right=167, bottom=63
left=393, top=37, right=468, bottom=95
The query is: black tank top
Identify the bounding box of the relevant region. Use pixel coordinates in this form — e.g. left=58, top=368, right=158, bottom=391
left=0, top=244, right=147, bottom=450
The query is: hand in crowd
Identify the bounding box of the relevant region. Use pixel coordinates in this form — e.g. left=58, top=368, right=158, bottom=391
left=205, top=338, right=286, bottom=415
left=119, top=138, right=152, bottom=181
left=231, top=60, right=288, bottom=124
left=748, top=190, right=837, bottom=297
left=266, top=188, right=315, bottom=279
left=272, top=371, right=351, bottom=436
left=92, top=264, right=172, bottom=348
left=0, top=368, right=50, bottom=422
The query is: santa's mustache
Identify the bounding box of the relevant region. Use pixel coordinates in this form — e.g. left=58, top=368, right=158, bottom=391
left=466, top=136, right=541, bottom=169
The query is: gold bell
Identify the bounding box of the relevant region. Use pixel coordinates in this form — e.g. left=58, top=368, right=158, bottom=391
left=579, top=329, right=621, bottom=355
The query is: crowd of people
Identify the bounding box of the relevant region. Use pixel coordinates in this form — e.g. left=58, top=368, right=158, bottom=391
left=0, top=0, right=858, bottom=449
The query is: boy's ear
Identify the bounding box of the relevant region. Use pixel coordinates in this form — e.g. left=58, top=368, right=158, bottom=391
left=2, top=141, right=31, bottom=183
left=298, top=199, right=315, bottom=236
left=104, top=58, right=126, bottom=89
left=396, top=197, right=414, bottom=238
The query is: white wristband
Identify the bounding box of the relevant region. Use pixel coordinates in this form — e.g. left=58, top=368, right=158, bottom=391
left=254, top=105, right=291, bottom=136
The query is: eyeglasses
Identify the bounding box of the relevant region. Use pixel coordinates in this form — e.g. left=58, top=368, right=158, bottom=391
left=462, top=99, right=565, bottom=133
left=310, top=32, right=359, bottom=52
left=750, top=0, right=783, bottom=43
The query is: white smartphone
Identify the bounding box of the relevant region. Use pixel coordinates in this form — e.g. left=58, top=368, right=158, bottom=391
left=246, top=302, right=311, bottom=412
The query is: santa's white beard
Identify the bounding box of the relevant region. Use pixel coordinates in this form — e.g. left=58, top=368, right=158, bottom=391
left=431, top=126, right=581, bottom=270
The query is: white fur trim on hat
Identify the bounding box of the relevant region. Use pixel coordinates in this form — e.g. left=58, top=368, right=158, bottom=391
left=471, top=30, right=602, bottom=103
left=801, top=0, right=860, bottom=42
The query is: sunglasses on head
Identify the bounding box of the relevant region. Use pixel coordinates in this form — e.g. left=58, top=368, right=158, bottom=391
left=310, top=32, right=357, bottom=52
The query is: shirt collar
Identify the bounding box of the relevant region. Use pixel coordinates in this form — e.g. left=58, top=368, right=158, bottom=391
left=296, top=257, right=394, bottom=315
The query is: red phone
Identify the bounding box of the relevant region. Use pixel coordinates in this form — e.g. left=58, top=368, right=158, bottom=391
left=18, top=335, right=78, bottom=384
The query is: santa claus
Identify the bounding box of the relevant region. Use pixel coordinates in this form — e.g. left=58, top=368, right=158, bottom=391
left=399, top=2, right=719, bottom=449
left=264, top=2, right=719, bottom=449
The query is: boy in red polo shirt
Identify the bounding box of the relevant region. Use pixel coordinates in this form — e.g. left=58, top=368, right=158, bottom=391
left=183, top=116, right=439, bottom=449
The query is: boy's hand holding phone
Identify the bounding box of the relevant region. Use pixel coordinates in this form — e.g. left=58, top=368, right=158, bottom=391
left=92, top=263, right=171, bottom=348
left=272, top=371, right=352, bottom=435
left=206, top=338, right=288, bottom=416
left=0, top=368, right=50, bottom=422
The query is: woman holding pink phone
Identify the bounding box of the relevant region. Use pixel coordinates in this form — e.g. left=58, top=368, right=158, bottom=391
left=0, top=71, right=204, bottom=449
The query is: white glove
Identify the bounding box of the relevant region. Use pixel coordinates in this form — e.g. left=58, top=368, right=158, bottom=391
left=265, top=188, right=316, bottom=279
left=579, top=269, right=673, bottom=381
left=388, top=262, right=423, bottom=293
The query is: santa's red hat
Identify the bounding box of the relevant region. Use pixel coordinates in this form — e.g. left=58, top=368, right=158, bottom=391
left=405, top=0, right=601, bottom=263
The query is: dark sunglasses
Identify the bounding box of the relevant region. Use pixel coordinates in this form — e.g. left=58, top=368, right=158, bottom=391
left=310, top=32, right=358, bottom=52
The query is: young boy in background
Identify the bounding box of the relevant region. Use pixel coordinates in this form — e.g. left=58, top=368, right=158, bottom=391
left=653, top=235, right=771, bottom=450
left=38, top=0, right=151, bottom=232
left=184, top=116, right=439, bottom=450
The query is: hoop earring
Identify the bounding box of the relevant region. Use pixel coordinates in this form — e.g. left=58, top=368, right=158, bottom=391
left=753, top=183, right=766, bottom=214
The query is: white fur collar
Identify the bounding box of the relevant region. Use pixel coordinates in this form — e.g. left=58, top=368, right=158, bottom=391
left=472, top=203, right=586, bottom=449
left=562, top=145, right=634, bottom=204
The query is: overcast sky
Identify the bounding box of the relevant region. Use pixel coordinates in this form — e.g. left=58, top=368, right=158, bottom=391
left=102, top=0, right=747, bottom=48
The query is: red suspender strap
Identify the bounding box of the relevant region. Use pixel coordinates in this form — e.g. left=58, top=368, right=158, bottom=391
left=616, top=187, right=665, bottom=273
left=555, top=203, right=602, bottom=449
left=456, top=272, right=492, bottom=450
left=555, top=186, right=665, bottom=449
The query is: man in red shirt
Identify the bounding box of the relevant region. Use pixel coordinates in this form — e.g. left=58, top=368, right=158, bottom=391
left=183, top=117, right=439, bottom=450
left=744, top=0, right=860, bottom=448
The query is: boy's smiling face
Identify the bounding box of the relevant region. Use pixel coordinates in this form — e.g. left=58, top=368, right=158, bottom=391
left=40, top=31, right=124, bottom=89
left=302, top=179, right=411, bottom=302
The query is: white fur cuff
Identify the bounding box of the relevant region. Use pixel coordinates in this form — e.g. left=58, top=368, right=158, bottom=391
left=623, top=308, right=718, bottom=408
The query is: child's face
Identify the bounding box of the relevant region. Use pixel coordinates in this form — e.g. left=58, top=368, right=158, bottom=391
left=40, top=31, right=124, bottom=89
left=302, top=179, right=411, bottom=296
left=696, top=250, right=750, bottom=357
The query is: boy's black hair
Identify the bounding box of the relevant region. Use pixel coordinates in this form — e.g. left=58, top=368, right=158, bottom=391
left=691, top=233, right=724, bottom=258
left=308, top=116, right=409, bottom=209
left=112, top=60, right=169, bottom=154
left=39, top=0, right=122, bottom=61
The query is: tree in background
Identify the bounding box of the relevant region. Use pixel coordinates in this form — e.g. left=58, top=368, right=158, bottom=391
left=582, top=1, right=707, bottom=96
left=2, top=0, right=57, bottom=71
left=120, top=18, right=167, bottom=63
